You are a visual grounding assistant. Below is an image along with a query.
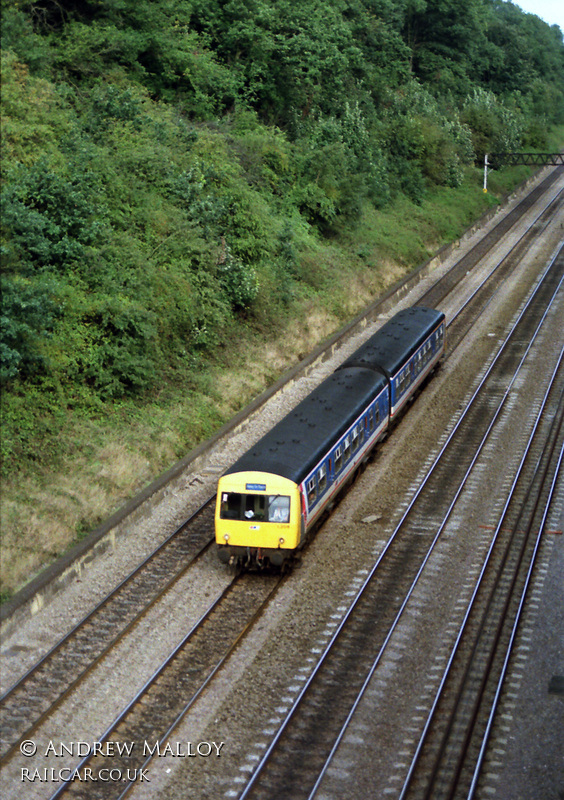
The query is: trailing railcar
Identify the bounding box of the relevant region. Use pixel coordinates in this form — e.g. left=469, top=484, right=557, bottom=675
left=337, top=306, right=446, bottom=416
left=215, top=306, right=445, bottom=567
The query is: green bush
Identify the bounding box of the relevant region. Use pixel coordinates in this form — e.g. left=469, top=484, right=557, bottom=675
left=1, top=158, right=104, bottom=275
left=0, top=274, right=60, bottom=382
left=0, top=0, right=562, bottom=480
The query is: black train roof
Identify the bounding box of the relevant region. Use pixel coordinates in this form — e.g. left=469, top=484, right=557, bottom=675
left=224, top=306, right=444, bottom=485
left=224, top=367, right=386, bottom=484
left=338, top=306, right=444, bottom=377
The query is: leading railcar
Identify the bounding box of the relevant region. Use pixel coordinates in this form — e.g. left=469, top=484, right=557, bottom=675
left=215, top=306, right=445, bottom=567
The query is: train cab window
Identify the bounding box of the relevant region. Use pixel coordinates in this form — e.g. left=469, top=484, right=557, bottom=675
left=268, top=495, right=290, bottom=523
left=246, top=494, right=267, bottom=520
left=307, top=477, right=317, bottom=506
left=318, top=464, right=327, bottom=493
left=220, top=492, right=243, bottom=519
left=220, top=492, right=267, bottom=520
left=221, top=492, right=290, bottom=522
left=334, top=445, right=343, bottom=473
left=343, top=435, right=351, bottom=463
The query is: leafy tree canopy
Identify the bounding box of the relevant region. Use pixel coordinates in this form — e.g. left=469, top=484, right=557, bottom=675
left=1, top=0, right=563, bottom=469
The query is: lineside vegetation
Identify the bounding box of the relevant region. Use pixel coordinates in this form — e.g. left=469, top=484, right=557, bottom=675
left=1, top=0, right=563, bottom=597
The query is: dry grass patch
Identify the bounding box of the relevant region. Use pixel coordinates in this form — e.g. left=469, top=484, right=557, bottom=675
left=0, top=438, right=157, bottom=595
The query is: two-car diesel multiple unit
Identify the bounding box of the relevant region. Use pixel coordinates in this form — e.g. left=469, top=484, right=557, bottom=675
left=215, top=306, right=446, bottom=567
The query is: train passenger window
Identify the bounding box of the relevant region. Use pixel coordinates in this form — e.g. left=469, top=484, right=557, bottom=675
left=307, top=477, right=316, bottom=506
left=268, top=495, right=290, bottom=523
left=335, top=445, right=343, bottom=473
left=352, top=427, right=359, bottom=451
left=344, top=435, right=351, bottom=462
left=368, top=410, right=374, bottom=432
left=375, top=404, right=380, bottom=424
left=318, top=464, right=327, bottom=493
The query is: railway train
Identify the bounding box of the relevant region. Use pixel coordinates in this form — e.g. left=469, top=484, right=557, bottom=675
left=215, top=306, right=446, bottom=567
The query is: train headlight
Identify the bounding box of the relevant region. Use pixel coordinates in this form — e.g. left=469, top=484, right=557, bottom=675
left=223, top=534, right=230, bottom=542
left=279, top=537, right=285, bottom=545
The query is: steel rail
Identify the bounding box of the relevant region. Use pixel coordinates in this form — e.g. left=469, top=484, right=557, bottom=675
left=418, top=169, right=564, bottom=311
left=305, top=253, right=564, bottom=800
left=0, top=499, right=214, bottom=763
left=238, top=224, right=564, bottom=800
left=1, top=170, right=559, bottom=800
left=396, top=346, right=564, bottom=800
left=2, top=165, right=561, bottom=638
left=444, top=189, right=563, bottom=340
left=46, top=573, right=242, bottom=799
left=467, top=416, right=564, bottom=799
left=47, top=570, right=286, bottom=799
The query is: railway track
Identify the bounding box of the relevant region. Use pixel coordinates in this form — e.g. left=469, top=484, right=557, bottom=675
left=1, top=168, right=561, bottom=800
left=0, top=501, right=215, bottom=762
left=398, top=349, right=564, bottom=800
left=230, top=248, right=563, bottom=799
left=48, top=571, right=285, bottom=799
left=419, top=167, right=563, bottom=312
left=429, top=186, right=563, bottom=353
left=2, top=167, right=562, bottom=645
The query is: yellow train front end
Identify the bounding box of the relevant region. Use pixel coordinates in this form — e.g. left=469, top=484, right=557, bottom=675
left=215, top=471, right=303, bottom=567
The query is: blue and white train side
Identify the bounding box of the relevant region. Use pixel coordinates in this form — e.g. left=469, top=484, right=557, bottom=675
left=215, top=306, right=445, bottom=567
